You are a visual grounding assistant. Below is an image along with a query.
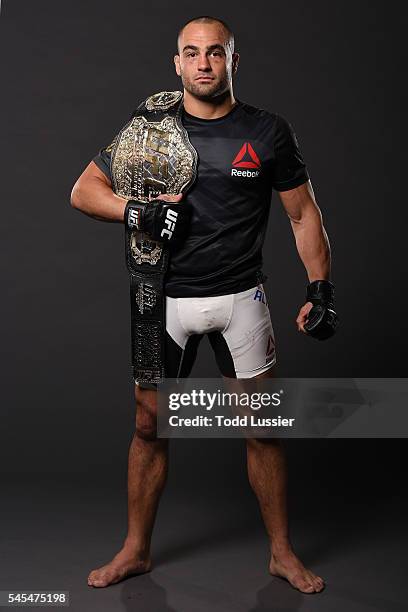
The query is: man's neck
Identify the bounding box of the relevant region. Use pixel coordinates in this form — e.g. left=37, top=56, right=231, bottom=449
left=183, top=89, right=236, bottom=120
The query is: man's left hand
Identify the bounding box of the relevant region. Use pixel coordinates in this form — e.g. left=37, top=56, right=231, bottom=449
left=296, top=280, right=339, bottom=340
left=296, top=302, right=314, bottom=333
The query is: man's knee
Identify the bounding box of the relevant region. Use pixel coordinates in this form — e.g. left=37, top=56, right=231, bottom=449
left=134, top=386, right=158, bottom=442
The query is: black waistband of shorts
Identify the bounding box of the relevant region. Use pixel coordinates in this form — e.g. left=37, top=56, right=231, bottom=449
left=165, top=270, right=267, bottom=299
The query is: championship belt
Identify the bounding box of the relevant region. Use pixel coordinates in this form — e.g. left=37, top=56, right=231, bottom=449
left=110, top=91, right=198, bottom=384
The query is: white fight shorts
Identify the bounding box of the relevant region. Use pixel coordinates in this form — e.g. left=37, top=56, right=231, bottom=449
left=138, top=284, right=276, bottom=386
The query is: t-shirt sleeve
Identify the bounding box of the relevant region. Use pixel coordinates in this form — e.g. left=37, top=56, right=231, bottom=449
left=271, top=114, right=309, bottom=191
left=92, top=110, right=137, bottom=182
left=92, top=137, right=116, bottom=182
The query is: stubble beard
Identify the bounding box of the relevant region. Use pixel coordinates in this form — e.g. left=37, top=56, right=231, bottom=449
left=181, top=72, right=230, bottom=101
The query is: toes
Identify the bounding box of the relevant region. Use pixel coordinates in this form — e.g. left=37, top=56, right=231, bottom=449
left=304, top=577, right=324, bottom=593
left=291, top=573, right=315, bottom=593
left=88, top=571, right=108, bottom=588
left=294, top=570, right=325, bottom=593
left=308, top=573, right=324, bottom=592
left=90, top=576, right=111, bottom=588
left=270, top=559, right=325, bottom=595
left=314, top=577, right=325, bottom=592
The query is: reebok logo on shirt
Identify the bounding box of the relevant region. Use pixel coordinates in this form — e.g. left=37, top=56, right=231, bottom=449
left=231, top=142, right=261, bottom=177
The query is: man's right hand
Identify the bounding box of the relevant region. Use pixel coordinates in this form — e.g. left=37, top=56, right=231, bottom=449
left=124, top=194, right=191, bottom=245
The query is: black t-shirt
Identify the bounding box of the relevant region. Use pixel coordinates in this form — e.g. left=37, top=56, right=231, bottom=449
left=93, top=99, right=309, bottom=298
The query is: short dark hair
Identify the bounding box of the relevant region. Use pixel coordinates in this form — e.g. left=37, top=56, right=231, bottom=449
left=177, top=16, right=235, bottom=54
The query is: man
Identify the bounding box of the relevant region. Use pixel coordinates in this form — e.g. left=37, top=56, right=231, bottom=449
left=71, top=15, right=336, bottom=594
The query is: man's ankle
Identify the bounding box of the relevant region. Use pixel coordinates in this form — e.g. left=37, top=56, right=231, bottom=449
left=123, top=537, right=150, bottom=558
left=270, top=537, right=293, bottom=556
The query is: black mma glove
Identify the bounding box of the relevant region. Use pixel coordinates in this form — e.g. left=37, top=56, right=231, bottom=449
left=124, top=199, right=191, bottom=246
left=304, top=280, right=338, bottom=340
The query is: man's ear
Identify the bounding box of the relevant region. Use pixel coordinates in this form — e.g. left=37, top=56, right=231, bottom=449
left=232, top=52, right=240, bottom=74
left=174, top=54, right=181, bottom=76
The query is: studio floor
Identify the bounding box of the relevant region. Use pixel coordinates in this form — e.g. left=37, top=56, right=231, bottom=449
left=1, top=472, right=407, bottom=612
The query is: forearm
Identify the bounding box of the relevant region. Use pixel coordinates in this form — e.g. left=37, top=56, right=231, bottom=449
left=290, top=209, right=331, bottom=282
left=70, top=175, right=127, bottom=223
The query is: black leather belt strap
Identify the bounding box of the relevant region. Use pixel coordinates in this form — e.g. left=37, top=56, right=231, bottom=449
left=124, top=221, right=169, bottom=383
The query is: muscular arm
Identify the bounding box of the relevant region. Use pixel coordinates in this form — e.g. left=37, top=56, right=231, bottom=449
left=278, top=180, right=331, bottom=282
left=70, top=161, right=127, bottom=223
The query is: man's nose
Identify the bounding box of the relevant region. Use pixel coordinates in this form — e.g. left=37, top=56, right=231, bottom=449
left=197, top=53, right=212, bottom=71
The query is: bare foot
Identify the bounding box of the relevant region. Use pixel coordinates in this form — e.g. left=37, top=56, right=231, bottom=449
left=88, top=545, right=151, bottom=588
left=269, top=548, right=325, bottom=594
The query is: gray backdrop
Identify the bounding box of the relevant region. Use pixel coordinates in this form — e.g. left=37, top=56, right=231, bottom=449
left=1, top=0, right=405, bottom=476
left=0, top=2, right=407, bottom=609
